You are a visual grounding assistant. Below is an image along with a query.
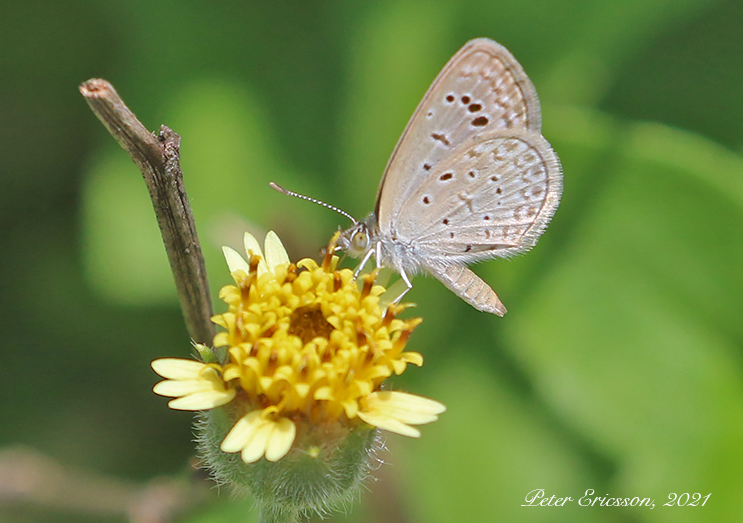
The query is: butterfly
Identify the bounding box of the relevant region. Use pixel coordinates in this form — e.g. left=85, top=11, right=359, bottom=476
left=273, top=38, right=562, bottom=315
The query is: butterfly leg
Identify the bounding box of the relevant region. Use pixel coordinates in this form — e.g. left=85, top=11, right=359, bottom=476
left=353, top=247, right=376, bottom=280
left=389, top=267, right=414, bottom=304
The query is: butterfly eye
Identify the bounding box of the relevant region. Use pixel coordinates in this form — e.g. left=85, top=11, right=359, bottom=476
left=352, top=230, right=369, bottom=252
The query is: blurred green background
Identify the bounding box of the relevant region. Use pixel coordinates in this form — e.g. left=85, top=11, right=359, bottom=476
left=2, top=0, right=742, bottom=521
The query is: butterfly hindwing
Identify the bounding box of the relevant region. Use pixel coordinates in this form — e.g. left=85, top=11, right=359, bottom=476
left=393, top=129, right=562, bottom=263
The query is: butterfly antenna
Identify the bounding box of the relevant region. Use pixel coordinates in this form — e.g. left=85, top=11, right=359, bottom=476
left=269, top=182, right=357, bottom=224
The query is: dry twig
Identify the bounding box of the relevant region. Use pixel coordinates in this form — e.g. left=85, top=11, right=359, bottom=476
left=79, top=79, right=214, bottom=345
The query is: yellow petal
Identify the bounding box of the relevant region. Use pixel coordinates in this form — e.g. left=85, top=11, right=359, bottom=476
left=264, top=230, right=289, bottom=271
left=342, top=399, right=359, bottom=419
left=366, top=365, right=392, bottom=381
left=222, top=366, right=242, bottom=382
left=357, top=391, right=445, bottom=436
left=294, top=382, right=311, bottom=398
left=243, top=232, right=268, bottom=276
left=221, top=411, right=261, bottom=453
left=265, top=418, right=296, bottom=461
left=153, top=379, right=207, bottom=397
left=352, top=380, right=373, bottom=397
left=222, top=246, right=250, bottom=275
left=296, top=258, right=319, bottom=271
left=401, top=352, right=424, bottom=367
left=151, top=358, right=204, bottom=380
left=391, top=360, right=407, bottom=375
left=258, top=375, right=274, bottom=392
left=211, top=313, right=229, bottom=327
left=167, top=389, right=235, bottom=410
left=357, top=410, right=421, bottom=438
left=212, top=332, right=229, bottom=348
left=241, top=420, right=274, bottom=463
left=366, top=391, right=446, bottom=422
left=313, top=386, right=333, bottom=401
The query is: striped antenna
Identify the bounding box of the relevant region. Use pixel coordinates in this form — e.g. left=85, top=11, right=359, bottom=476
left=269, top=182, right=357, bottom=224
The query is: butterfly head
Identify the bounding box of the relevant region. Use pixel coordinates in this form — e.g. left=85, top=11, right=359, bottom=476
left=337, top=220, right=372, bottom=259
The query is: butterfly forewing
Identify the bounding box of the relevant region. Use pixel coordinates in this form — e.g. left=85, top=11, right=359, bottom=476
left=376, top=39, right=543, bottom=231
left=395, top=129, right=562, bottom=262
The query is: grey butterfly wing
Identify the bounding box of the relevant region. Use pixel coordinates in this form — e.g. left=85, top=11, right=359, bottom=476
left=375, top=38, right=543, bottom=232
left=397, top=129, right=561, bottom=315
left=396, top=130, right=562, bottom=262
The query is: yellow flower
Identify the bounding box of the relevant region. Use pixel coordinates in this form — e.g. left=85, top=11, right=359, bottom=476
left=152, top=231, right=445, bottom=465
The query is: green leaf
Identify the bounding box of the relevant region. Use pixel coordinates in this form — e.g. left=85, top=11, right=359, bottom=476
left=504, top=111, right=743, bottom=522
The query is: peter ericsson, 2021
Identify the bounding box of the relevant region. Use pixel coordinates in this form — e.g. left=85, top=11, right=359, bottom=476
left=522, top=489, right=655, bottom=508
